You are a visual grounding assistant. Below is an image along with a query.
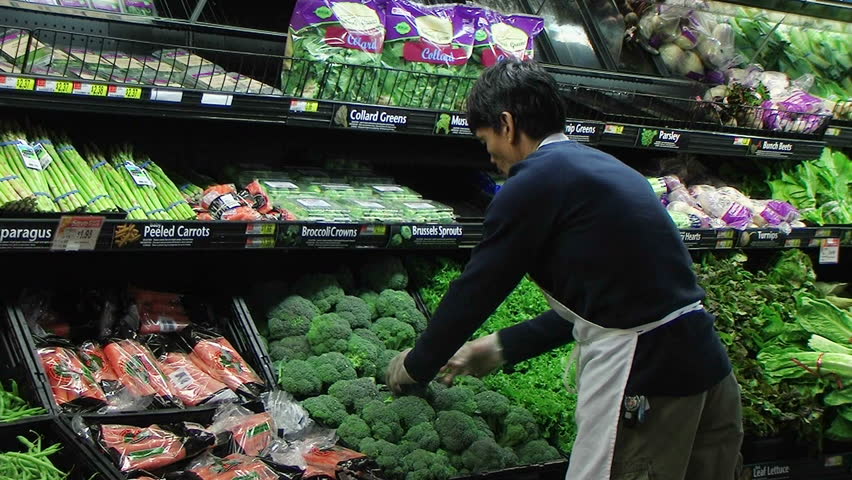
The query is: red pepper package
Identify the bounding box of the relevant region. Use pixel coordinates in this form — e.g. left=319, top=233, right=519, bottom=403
left=94, top=422, right=216, bottom=474
left=38, top=344, right=108, bottom=411
left=211, top=404, right=275, bottom=457
left=186, top=329, right=265, bottom=399
left=104, top=339, right=183, bottom=408
left=159, top=352, right=239, bottom=407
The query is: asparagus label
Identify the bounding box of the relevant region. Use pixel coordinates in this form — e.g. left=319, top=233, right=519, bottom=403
left=15, top=140, right=41, bottom=170
left=33, top=143, right=54, bottom=170
left=123, top=161, right=155, bottom=187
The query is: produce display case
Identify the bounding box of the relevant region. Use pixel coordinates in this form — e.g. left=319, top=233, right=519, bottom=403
left=0, top=0, right=850, bottom=477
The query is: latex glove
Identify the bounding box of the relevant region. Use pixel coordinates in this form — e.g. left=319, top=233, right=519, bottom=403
left=386, top=348, right=418, bottom=395
left=440, top=333, right=504, bottom=385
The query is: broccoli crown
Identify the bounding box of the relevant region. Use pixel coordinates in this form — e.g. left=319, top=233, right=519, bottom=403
left=357, top=290, right=380, bottom=319
left=434, top=410, right=480, bottom=453
left=307, top=352, right=357, bottom=387
left=337, top=415, right=372, bottom=449
left=277, top=359, right=322, bottom=397
left=360, top=256, right=409, bottom=292
left=393, top=306, right=428, bottom=334
left=328, top=377, right=380, bottom=413
left=472, top=416, right=496, bottom=440
left=361, top=399, right=404, bottom=443
left=402, top=422, right=440, bottom=452
left=302, top=394, right=348, bottom=428
left=306, top=313, right=352, bottom=355
left=500, top=406, right=539, bottom=447
left=360, top=438, right=405, bottom=477
left=370, top=317, right=415, bottom=351
left=268, top=335, right=311, bottom=362
left=267, top=295, right=319, bottom=339
left=453, top=376, right=486, bottom=394
left=461, top=438, right=518, bottom=473
left=433, top=386, right=477, bottom=416
left=353, top=328, right=385, bottom=349
left=390, top=396, right=435, bottom=431
left=293, top=273, right=344, bottom=312
left=346, top=334, right=381, bottom=377
left=375, top=349, right=401, bottom=385
left=400, top=449, right=456, bottom=480
left=514, top=439, right=562, bottom=465
left=335, top=296, right=373, bottom=329
left=475, top=390, right=511, bottom=418
left=375, top=290, right=417, bottom=318
left=425, top=382, right=448, bottom=404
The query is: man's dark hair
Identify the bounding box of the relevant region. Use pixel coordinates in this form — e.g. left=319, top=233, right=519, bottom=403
left=466, top=60, right=566, bottom=140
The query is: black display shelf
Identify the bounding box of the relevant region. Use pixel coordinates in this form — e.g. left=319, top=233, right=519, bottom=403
left=824, top=122, right=852, bottom=149
left=0, top=217, right=848, bottom=252
left=742, top=453, right=852, bottom=480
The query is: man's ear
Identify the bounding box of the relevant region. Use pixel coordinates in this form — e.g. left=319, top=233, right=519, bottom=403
left=499, top=112, right=517, bottom=143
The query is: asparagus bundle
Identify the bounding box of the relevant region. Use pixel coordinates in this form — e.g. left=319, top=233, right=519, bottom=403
left=0, top=144, right=36, bottom=207
left=18, top=129, right=89, bottom=213
left=87, top=149, right=147, bottom=220
left=110, top=148, right=170, bottom=220
left=137, top=156, right=196, bottom=220
left=168, top=171, right=204, bottom=206
left=0, top=131, right=58, bottom=212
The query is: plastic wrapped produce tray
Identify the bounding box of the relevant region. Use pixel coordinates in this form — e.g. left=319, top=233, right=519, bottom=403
left=0, top=304, right=53, bottom=424
left=1, top=417, right=114, bottom=480
left=5, top=294, right=275, bottom=416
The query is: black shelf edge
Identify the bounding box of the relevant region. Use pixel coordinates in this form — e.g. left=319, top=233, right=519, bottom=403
left=824, top=123, right=852, bottom=149
left=0, top=217, right=848, bottom=252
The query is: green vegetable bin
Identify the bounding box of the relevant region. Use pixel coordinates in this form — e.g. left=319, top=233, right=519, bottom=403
left=0, top=304, right=53, bottom=423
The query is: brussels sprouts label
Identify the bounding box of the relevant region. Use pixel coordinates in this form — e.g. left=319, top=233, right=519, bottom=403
left=434, top=113, right=472, bottom=136
left=333, top=105, right=408, bottom=132
left=637, top=129, right=687, bottom=150
left=564, top=122, right=601, bottom=143
left=389, top=224, right=464, bottom=248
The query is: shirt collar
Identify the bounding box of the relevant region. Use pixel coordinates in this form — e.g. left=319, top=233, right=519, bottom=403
left=537, top=132, right=570, bottom=150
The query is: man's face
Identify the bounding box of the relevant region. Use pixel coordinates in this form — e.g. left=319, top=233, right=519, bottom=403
left=475, top=126, right=519, bottom=176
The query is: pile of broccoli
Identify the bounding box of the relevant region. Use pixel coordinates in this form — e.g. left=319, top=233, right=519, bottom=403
left=258, top=256, right=563, bottom=480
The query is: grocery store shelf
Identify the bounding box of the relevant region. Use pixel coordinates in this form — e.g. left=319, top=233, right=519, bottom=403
left=824, top=123, right=852, bottom=149
left=0, top=217, right=848, bottom=252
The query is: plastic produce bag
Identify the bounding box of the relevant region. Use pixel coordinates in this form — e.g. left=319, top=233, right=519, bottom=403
left=303, top=446, right=373, bottom=479
left=37, top=342, right=108, bottom=411
left=283, top=0, right=386, bottom=102
left=263, top=391, right=312, bottom=438
left=91, top=422, right=216, bottom=473
left=476, top=9, right=543, bottom=69
left=185, top=328, right=266, bottom=399
left=380, top=0, right=477, bottom=109
left=79, top=340, right=150, bottom=411
left=200, top=184, right=261, bottom=221
left=211, top=403, right=276, bottom=456
left=168, top=453, right=303, bottom=480
left=761, top=89, right=830, bottom=134
left=692, top=185, right=753, bottom=229
left=130, top=288, right=192, bottom=335
left=159, top=351, right=239, bottom=407
left=103, top=338, right=183, bottom=408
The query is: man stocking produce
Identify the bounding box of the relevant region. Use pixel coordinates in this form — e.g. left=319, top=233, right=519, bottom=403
left=386, top=60, right=743, bottom=480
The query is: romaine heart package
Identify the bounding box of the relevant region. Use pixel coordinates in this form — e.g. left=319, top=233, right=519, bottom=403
left=284, top=0, right=387, bottom=102
left=380, top=0, right=477, bottom=109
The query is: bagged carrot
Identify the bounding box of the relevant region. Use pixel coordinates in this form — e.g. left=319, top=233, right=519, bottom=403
left=37, top=343, right=108, bottom=411
left=104, top=338, right=183, bottom=408
left=211, top=404, right=275, bottom=457
left=185, top=328, right=265, bottom=399
left=158, top=351, right=239, bottom=407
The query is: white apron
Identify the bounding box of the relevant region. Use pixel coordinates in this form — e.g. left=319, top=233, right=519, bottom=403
left=538, top=288, right=702, bottom=480
left=529, top=134, right=703, bottom=479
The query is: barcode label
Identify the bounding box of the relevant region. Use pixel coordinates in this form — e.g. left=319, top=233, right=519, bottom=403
left=169, top=368, right=195, bottom=390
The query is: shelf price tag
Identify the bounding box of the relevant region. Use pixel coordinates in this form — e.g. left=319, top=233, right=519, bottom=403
left=290, top=99, right=319, bottom=113
left=50, top=216, right=105, bottom=251
left=72, top=82, right=109, bottom=96
left=107, top=85, right=143, bottom=99
left=150, top=88, right=183, bottom=103
left=819, top=238, right=840, bottom=264
left=36, top=79, right=73, bottom=94
left=246, top=223, right=276, bottom=235
left=246, top=237, right=276, bottom=249
left=604, top=124, right=625, bottom=135
left=201, top=93, right=233, bottom=106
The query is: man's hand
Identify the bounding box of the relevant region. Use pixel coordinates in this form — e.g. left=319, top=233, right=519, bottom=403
left=386, top=348, right=418, bottom=395
left=440, top=333, right=505, bottom=385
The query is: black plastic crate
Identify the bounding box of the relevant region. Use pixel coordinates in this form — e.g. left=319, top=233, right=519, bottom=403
left=0, top=304, right=54, bottom=422
left=7, top=291, right=274, bottom=418
left=0, top=417, right=114, bottom=480
left=452, top=460, right=569, bottom=480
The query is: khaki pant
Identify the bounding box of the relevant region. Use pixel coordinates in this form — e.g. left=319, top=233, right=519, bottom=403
left=610, top=372, right=744, bottom=480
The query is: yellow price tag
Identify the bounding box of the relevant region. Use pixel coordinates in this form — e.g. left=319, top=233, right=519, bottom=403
left=305, top=101, right=319, bottom=112
left=90, top=84, right=108, bottom=96
left=15, top=77, right=34, bottom=90
left=124, top=87, right=142, bottom=99
left=55, top=81, right=73, bottom=94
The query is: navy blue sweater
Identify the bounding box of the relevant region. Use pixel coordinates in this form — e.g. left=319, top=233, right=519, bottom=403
left=405, top=141, right=731, bottom=396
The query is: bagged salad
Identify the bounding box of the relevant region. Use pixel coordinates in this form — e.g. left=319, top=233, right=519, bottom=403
left=380, top=0, right=478, bottom=109
left=467, top=7, right=543, bottom=77
left=283, top=0, right=387, bottom=102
